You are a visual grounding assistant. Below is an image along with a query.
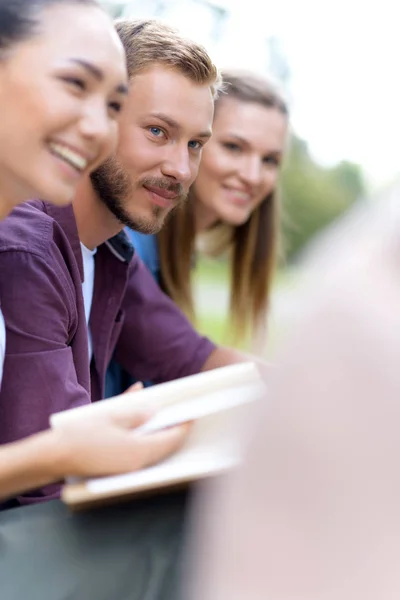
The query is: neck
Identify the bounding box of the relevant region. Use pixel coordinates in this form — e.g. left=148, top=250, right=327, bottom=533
left=73, top=175, right=124, bottom=250
left=193, top=196, right=220, bottom=233
left=0, top=166, right=31, bottom=220
left=0, top=196, right=15, bottom=221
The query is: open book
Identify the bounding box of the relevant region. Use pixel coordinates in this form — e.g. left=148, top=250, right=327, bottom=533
left=50, top=363, right=266, bottom=510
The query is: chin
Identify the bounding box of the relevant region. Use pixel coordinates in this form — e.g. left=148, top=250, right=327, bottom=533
left=221, top=210, right=251, bottom=227
left=131, top=215, right=165, bottom=235
left=36, top=184, right=74, bottom=206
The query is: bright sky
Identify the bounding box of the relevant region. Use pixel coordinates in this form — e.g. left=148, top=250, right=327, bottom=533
left=107, top=0, right=400, bottom=190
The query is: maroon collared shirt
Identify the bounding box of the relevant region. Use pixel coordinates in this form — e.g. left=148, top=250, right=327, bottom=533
left=0, top=201, right=215, bottom=505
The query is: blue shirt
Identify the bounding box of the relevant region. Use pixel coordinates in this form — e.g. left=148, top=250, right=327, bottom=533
left=125, top=229, right=160, bottom=282
left=105, top=229, right=161, bottom=397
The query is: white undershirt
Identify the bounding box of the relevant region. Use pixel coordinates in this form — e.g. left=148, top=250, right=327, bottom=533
left=0, top=308, right=5, bottom=385
left=80, top=243, right=97, bottom=361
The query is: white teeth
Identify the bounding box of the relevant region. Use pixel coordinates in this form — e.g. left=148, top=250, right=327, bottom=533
left=229, top=189, right=251, bottom=201
left=49, top=143, right=88, bottom=171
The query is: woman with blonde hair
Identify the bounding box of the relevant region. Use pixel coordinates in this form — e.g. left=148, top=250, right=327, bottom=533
left=160, top=70, right=288, bottom=342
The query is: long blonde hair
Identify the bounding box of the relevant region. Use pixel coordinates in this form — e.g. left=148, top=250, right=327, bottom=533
left=158, top=69, right=288, bottom=345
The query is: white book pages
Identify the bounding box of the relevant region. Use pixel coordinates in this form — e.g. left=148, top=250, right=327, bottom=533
left=134, top=381, right=264, bottom=435
left=60, top=367, right=267, bottom=508
left=51, top=362, right=262, bottom=429
left=62, top=393, right=257, bottom=506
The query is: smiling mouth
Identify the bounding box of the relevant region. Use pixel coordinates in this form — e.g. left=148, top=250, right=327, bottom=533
left=144, top=185, right=179, bottom=208
left=48, top=142, right=89, bottom=173
left=223, top=187, right=253, bottom=205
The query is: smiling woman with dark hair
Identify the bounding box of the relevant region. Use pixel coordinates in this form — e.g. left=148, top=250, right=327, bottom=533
left=0, top=0, right=187, bottom=505
left=0, top=0, right=128, bottom=217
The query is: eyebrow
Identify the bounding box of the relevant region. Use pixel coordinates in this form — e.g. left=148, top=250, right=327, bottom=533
left=149, top=112, right=212, bottom=139
left=228, top=133, right=283, bottom=155
left=229, top=134, right=249, bottom=146
left=68, top=58, right=128, bottom=95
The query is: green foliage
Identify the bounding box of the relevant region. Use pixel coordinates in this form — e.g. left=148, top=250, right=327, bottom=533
left=194, top=256, right=228, bottom=286
left=280, top=135, right=365, bottom=260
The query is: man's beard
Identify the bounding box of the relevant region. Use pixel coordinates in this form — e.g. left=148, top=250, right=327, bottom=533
left=90, top=157, right=187, bottom=235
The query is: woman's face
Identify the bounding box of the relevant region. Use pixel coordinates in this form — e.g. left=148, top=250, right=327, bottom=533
left=0, top=3, right=128, bottom=211
left=193, top=97, right=287, bottom=228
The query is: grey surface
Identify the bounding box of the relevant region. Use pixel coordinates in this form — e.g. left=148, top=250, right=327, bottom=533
left=0, top=491, right=188, bottom=600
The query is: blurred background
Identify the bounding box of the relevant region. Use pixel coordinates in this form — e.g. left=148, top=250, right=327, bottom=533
left=101, top=0, right=399, bottom=353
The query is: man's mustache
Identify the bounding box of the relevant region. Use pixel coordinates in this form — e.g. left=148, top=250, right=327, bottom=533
left=140, top=177, right=185, bottom=197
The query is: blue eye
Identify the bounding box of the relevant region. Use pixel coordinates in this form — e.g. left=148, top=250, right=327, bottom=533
left=188, top=140, right=202, bottom=150
left=149, top=127, right=163, bottom=137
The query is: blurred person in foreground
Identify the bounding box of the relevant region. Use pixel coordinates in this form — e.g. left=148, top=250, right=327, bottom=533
left=107, top=69, right=288, bottom=396
left=186, top=181, right=400, bottom=599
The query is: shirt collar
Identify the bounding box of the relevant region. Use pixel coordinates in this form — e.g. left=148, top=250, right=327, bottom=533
left=105, top=230, right=134, bottom=263
left=41, top=202, right=135, bottom=279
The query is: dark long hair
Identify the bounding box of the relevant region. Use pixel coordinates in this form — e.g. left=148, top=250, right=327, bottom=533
left=158, top=69, right=289, bottom=345
left=0, top=0, right=99, bottom=52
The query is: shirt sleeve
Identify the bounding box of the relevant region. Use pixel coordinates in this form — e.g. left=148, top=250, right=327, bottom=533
left=114, top=255, right=216, bottom=383
left=0, top=249, right=90, bottom=447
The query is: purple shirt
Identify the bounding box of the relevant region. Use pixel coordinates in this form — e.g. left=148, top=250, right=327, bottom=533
left=0, top=200, right=215, bottom=505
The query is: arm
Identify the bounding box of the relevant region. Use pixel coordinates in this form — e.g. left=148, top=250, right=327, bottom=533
left=0, top=249, right=89, bottom=445
left=0, top=249, right=92, bottom=503
left=114, top=256, right=216, bottom=383
left=200, top=345, right=271, bottom=378
left=0, top=431, right=60, bottom=502
left=115, top=256, right=270, bottom=383
left=0, top=405, right=188, bottom=503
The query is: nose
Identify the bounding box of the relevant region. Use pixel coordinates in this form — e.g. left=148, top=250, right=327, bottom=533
left=161, top=144, right=192, bottom=184
left=239, top=155, right=263, bottom=188
left=79, top=99, right=116, bottom=156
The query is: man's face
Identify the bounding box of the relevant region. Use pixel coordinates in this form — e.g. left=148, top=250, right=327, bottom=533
left=91, top=64, right=214, bottom=234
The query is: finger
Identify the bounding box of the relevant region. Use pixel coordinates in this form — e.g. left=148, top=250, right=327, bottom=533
left=124, top=382, right=144, bottom=394
left=133, top=423, right=190, bottom=469
left=110, top=405, right=155, bottom=429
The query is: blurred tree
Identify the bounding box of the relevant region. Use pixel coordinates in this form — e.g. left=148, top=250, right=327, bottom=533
left=281, top=135, right=365, bottom=261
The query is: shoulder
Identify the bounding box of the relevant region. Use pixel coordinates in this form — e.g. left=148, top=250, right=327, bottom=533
left=0, top=201, right=79, bottom=307
left=0, top=200, right=58, bottom=255
left=0, top=200, right=77, bottom=268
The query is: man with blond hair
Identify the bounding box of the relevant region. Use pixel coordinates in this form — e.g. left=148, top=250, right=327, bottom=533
left=91, top=19, right=222, bottom=236
left=0, top=19, right=253, bottom=508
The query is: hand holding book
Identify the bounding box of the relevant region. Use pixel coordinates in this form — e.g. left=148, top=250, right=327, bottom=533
left=50, top=363, right=266, bottom=510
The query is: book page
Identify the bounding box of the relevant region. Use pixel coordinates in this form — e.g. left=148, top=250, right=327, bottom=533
left=52, top=362, right=262, bottom=429
left=62, top=392, right=259, bottom=506
left=61, top=364, right=267, bottom=507
left=135, top=381, right=264, bottom=435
